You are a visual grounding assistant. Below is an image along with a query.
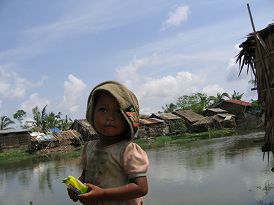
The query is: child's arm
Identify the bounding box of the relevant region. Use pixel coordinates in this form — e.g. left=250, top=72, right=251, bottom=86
left=78, top=176, right=148, bottom=203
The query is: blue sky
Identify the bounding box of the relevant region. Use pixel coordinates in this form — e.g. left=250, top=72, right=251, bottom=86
left=0, top=0, right=273, bottom=121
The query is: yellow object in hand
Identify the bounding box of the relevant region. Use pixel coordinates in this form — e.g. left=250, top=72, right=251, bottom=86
left=62, top=175, right=88, bottom=195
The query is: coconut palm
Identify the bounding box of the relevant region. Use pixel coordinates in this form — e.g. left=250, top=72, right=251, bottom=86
left=162, top=103, right=177, bottom=113
left=0, top=116, right=15, bottom=130
left=231, top=90, right=244, bottom=100
left=13, top=109, right=26, bottom=127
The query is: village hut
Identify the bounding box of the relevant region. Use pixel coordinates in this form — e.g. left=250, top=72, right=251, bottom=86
left=236, top=22, right=274, bottom=152
left=70, top=119, right=98, bottom=141
left=202, top=108, right=229, bottom=117
left=173, top=109, right=206, bottom=132
left=203, top=108, right=236, bottom=128
left=192, top=116, right=215, bottom=131
left=149, top=112, right=182, bottom=135
left=0, top=129, right=30, bottom=149
left=138, top=118, right=166, bottom=138
left=215, top=99, right=251, bottom=126
left=54, top=130, right=82, bottom=146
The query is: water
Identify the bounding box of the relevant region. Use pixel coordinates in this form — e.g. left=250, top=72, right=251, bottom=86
left=1, top=132, right=274, bottom=205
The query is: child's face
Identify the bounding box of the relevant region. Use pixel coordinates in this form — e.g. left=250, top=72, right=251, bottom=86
left=93, top=92, right=127, bottom=137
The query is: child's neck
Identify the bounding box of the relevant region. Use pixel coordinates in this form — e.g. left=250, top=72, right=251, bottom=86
left=98, top=135, right=124, bottom=147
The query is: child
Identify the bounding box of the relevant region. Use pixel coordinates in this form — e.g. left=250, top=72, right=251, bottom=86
left=68, top=80, right=149, bottom=205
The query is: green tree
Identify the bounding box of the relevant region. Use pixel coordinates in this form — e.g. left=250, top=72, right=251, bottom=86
left=169, top=120, right=187, bottom=135
left=209, top=92, right=230, bottom=108
left=13, top=109, right=26, bottom=127
left=31, top=105, right=73, bottom=132
left=32, top=106, right=43, bottom=132
left=231, top=90, right=244, bottom=100
left=162, top=103, right=177, bottom=113
left=58, top=115, right=73, bottom=130
left=176, top=93, right=210, bottom=114
left=250, top=99, right=261, bottom=111
left=0, top=116, right=15, bottom=130
left=217, top=92, right=230, bottom=100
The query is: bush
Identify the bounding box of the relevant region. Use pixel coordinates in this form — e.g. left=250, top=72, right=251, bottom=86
left=169, top=120, right=187, bottom=135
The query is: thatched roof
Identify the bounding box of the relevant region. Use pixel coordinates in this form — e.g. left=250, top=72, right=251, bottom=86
left=237, top=22, right=274, bottom=152
left=193, top=116, right=214, bottom=126
left=139, top=118, right=164, bottom=125
left=70, top=119, right=97, bottom=134
left=173, top=109, right=205, bottom=123
left=149, top=113, right=181, bottom=121
left=54, top=130, right=81, bottom=141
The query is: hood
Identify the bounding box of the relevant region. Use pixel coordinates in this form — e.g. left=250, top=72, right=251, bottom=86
left=86, top=81, right=139, bottom=139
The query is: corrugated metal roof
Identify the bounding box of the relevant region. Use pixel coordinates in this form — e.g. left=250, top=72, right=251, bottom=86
left=225, top=99, right=251, bottom=107
left=0, top=129, right=29, bottom=134
left=206, top=108, right=228, bottom=113
left=217, top=113, right=235, bottom=118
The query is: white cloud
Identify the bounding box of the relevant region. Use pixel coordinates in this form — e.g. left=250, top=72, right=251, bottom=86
left=20, top=93, right=50, bottom=114
left=116, top=53, right=160, bottom=87
left=202, top=85, right=225, bottom=96
left=0, top=65, right=46, bottom=99
left=61, top=74, right=87, bottom=113
left=133, top=71, right=204, bottom=114
left=162, top=5, right=190, bottom=30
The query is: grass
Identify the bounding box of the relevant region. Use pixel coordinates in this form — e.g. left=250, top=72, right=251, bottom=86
left=134, top=128, right=236, bottom=149
left=0, top=146, right=82, bottom=163
left=0, top=148, right=31, bottom=162
left=1, top=128, right=261, bottom=162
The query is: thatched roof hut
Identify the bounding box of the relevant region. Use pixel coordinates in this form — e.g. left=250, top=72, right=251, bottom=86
left=149, top=112, right=183, bottom=134
left=236, top=22, right=274, bottom=152
left=202, top=108, right=228, bottom=117
left=149, top=113, right=181, bottom=121
left=70, top=119, right=98, bottom=141
left=0, top=129, right=30, bottom=149
left=54, top=130, right=82, bottom=145
left=173, top=109, right=205, bottom=124
left=173, top=109, right=206, bottom=132
left=215, top=99, right=251, bottom=123
left=139, top=118, right=166, bottom=138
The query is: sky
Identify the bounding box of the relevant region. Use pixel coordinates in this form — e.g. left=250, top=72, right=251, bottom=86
left=0, top=0, right=273, bottom=121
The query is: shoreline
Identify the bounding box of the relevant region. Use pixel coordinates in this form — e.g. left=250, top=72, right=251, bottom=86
left=0, top=128, right=264, bottom=163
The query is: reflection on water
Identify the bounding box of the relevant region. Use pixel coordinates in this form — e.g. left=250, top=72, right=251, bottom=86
left=0, top=132, right=274, bottom=205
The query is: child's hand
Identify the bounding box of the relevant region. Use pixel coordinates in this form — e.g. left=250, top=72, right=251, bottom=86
left=67, top=187, right=79, bottom=202
left=78, top=183, right=104, bottom=204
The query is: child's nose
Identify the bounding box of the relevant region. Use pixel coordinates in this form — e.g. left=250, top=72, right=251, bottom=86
left=106, top=111, right=115, bottom=120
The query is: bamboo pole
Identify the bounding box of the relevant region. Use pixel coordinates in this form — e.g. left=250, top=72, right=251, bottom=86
left=247, top=3, right=272, bottom=102
left=247, top=3, right=274, bottom=152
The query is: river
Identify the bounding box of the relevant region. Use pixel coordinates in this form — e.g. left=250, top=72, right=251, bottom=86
left=0, top=132, right=274, bottom=205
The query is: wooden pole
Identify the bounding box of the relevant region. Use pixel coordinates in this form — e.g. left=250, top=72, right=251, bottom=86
left=247, top=3, right=272, bottom=101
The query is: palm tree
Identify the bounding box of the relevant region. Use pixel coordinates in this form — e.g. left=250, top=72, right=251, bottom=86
left=217, top=92, right=230, bottom=100
left=0, top=116, right=15, bottom=130
left=13, top=109, right=26, bottom=128
left=231, top=90, right=244, bottom=100
left=162, top=103, right=177, bottom=113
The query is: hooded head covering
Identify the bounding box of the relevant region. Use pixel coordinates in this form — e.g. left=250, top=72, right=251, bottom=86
left=86, top=81, right=139, bottom=139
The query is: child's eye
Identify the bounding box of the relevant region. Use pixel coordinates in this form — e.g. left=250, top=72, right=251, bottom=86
left=98, top=108, right=107, bottom=112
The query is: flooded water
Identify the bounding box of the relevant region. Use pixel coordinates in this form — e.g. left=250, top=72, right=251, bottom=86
left=1, top=132, right=274, bottom=205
